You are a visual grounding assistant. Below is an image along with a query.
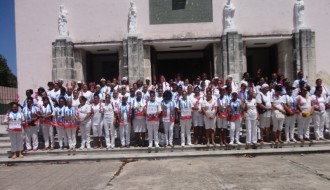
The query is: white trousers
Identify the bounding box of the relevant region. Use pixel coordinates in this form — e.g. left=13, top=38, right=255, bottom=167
left=56, top=126, right=68, bottom=148
left=103, top=121, right=115, bottom=147
left=24, top=126, right=38, bottom=150
left=80, top=121, right=91, bottom=148
left=285, top=115, right=297, bottom=140
left=147, top=121, right=159, bottom=147
left=229, top=119, right=241, bottom=143
left=164, top=121, right=174, bottom=145
left=245, top=119, right=258, bottom=144
left=272, top=117, right=285, bottom=132
left=92, top=122, right=103, bottom=137
left=180, top=119, right=192, bottom=145
left=313, top=112, right=326, bottom=138
left=41, top=124, right=54, bottom=148
left=120, top=123, right=131, bottom=146
left=9, top=131, right=23, bottom=152
left=259, top=116, right=271, bottom=128
left=297, top=114, right=311, bottom=139
left=65, top=128, right=77, bottom=149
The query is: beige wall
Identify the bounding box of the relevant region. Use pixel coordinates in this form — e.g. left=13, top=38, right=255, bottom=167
left=15, top=0, right=330, bottom=100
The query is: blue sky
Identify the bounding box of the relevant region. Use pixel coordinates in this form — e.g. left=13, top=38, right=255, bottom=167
left=0, top=0, right=16, bottom=75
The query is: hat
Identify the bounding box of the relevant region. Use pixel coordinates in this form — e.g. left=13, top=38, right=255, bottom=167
left=213, top=76, right=219, bottom=80
left=100, top=78, right=106, bottom=82
left=122, top=77, right=128, bottom=81
left=261, top=84, right=269, bottom=89
left=96, top=84, right=101, bottom=88
left=221, top=85, right=227, bottom=89
left=241, top=81, right=248, bottom=86
left=77, top=81, right=82, bottom=84
left=145, top=77, right=150, bottom=81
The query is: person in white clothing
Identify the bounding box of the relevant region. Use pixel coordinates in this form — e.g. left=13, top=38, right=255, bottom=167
left=63, top=99, right=78, bottom=154
left=310, top=79, right=329, bottom=97
left=72, top=89, right=80, bottom=108
left=243, top=90, right=259, bottom=146
left=77, top=96, right=92, bottom=149
left=283, top=86, right=299, bottom=142
left=4, top=102, right=25, bottom=159
left=202, top=90, right=218, bottom=147
left=256, top=84, right=273, bottom=143
left=161, top=90, right=176, bottom=147
left=271, top=85, right=286, bottom=143
left=53, top=97, right=68, bottom=149
left=80, top=83, right=93, bottom=103
left=177, top=91, right=193, bottom=147
left=228, top=92, right=243, bottom=145
left=146, top=91, right=162, bottom=152
left=216, top=87, right=229, bottom=145
left=91, top=94, right=104, bottom=149
left=118, top=96, right=132, bottom=147
left=191, top=87, right=204, bottom=145
left=132, top=91, right=147, bottom=147
left=296, top=87, right=314, bottom=143
left=22, top=97, right=39, bottom=151
left=311, top=86, right=327, bottom=140
left=102, top=94, right=116, bottom=149
left=38, top=97, right=54, bottom=150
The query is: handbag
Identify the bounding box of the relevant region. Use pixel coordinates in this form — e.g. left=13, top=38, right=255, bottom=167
left=158, top=121, right=165, bottom=133
left=274, top=110, right=285, bottom=119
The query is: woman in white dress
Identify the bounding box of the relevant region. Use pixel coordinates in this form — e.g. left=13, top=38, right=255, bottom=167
left=4, top=102, right=25, bottom=159
left=296, top=87, right=314, bottom=143
left=311, top=86, right=327, bottom=140
left=271, top=85, right=286, bottom=143
left=243, top=90, right=258, bottom=147
left=132, top=91, right=147, bottom=147
left=202, top=90, right=218, bottom=147
left=191, top=87, right=204, bottom=145
left=77, top=96, right=92, bottom=149
left=91, top=94, right=104, bottom=149
left=102, top=94, right=116, bottom=149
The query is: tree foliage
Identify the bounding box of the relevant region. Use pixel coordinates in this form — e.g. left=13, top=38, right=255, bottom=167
left=0, top=54, right=17, bottom=87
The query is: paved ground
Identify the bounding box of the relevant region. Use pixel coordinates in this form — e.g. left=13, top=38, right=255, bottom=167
left=1, top=154, right=330, bottom=190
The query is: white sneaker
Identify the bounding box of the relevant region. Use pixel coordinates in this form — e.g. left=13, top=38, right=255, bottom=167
left=229, top=141, right=234, bottom=145
left=236, top=141, right=241, bottom=145
left=285, top=140, right=290, bottom=143
left=187, top=143, right=192, bottom=146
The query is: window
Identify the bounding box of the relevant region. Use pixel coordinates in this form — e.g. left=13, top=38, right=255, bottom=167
left=172, top=0, right=186, bottom=10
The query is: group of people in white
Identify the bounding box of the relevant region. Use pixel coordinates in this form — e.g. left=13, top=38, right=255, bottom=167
left=4, top=71, right=330, bottom=159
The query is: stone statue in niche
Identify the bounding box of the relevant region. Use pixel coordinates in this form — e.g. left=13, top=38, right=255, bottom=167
left=128, top=0, right=137, bottom=35
left=223, top=0, right=236, bottom=34
left=58, top=5, right=69, bottom=37
left=295, top=0, right=307, bottom=31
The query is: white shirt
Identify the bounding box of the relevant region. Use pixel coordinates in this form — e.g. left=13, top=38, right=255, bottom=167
left=256, top=91, right=272, bottom=117
left=245, top=99, right=258, bottom=120
left=91, top=103, right=103, bottom=126
left=202, top=98, right=217, bottom=117
left=271, top=95, right=284, bottom=117
left=102, top=102, right=115, bottom=123
left=78, top=104, right=91, bottom=124
left=311, top=95, right=326, bottom=112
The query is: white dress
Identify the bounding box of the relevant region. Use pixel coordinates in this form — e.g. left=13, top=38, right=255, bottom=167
left=202, top=99, right=217, bottom=130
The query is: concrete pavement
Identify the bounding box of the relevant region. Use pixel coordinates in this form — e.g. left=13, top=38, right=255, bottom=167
left=1, top=154, right=330, bottom=190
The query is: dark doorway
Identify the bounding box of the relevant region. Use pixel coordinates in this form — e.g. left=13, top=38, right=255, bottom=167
left=86, top=53, right=119, bottom=83
left=246, top=45, right=278, bottom=81
left=151, top=48, right=213, bottom=83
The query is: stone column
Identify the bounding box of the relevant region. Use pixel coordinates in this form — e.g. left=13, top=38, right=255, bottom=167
left=52, top=38, right=75, bottom=82
left=127, top=34, right=144, bottom=83
left=143, top=45, right=152, bottom=80
left=118, top=42, right=128, bottom=80
left=293, top=29, right=316, bottom=83
left=73, top=49, right=87, bottom=82
left=221, top=32, right=244, bottom=82
left=213, top=42, right=222, bottom=78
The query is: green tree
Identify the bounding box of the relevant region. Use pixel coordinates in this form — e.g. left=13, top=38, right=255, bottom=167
left=0, top=54, right=17, bottom=87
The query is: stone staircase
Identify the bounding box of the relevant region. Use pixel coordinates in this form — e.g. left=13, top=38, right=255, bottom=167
left=1, top=125, right=330, bottom=165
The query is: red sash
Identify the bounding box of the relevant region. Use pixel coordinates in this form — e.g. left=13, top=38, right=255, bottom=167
left=229, top=113, right=242, bottom=122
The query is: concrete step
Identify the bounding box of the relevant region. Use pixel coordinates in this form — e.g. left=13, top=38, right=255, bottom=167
left=0, top=137, right=10, bottom=142
left=2, top=146, right=330, bottom=165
